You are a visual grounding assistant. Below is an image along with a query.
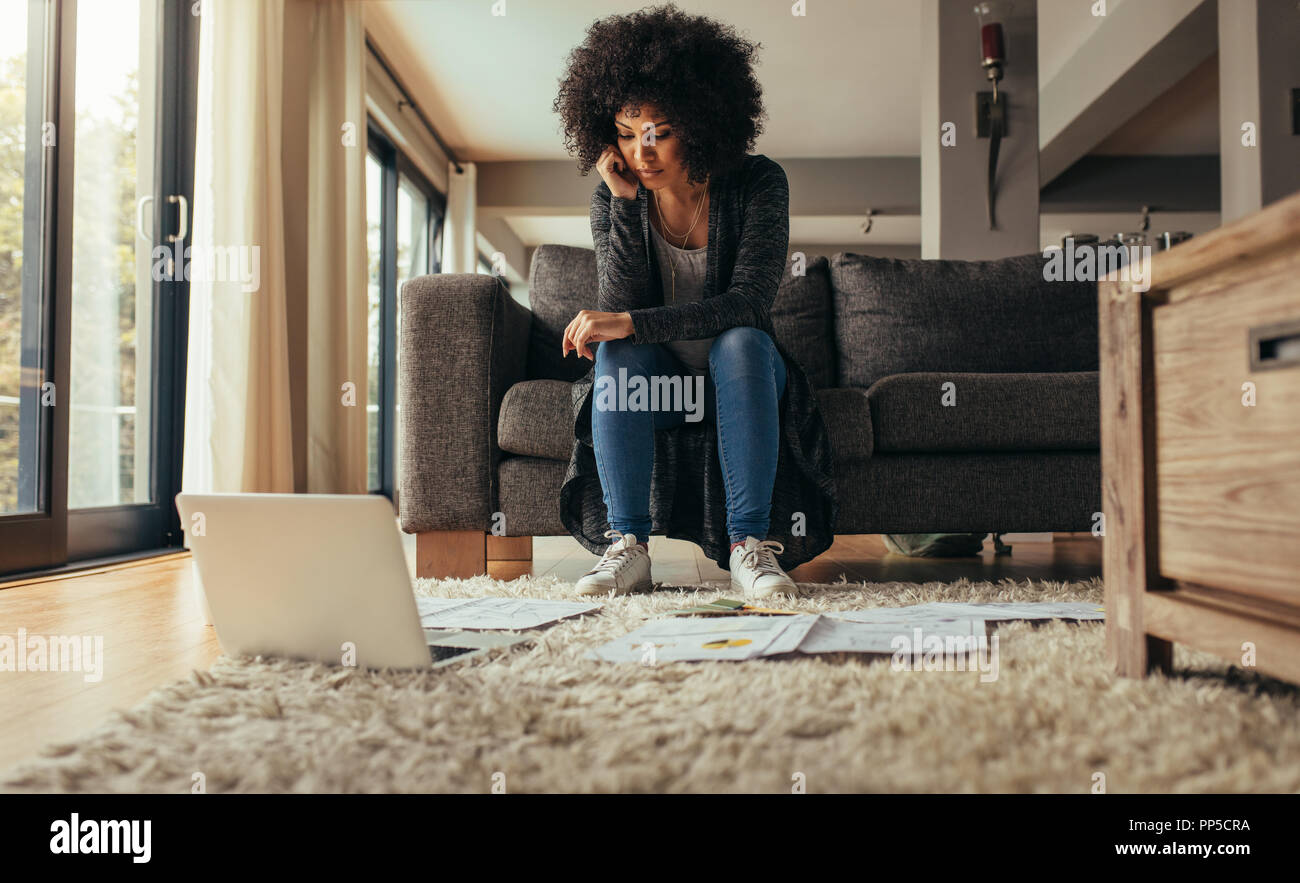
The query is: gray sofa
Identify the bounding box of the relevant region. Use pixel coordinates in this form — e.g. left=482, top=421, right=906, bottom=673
left=398, top=246, right=1101, bottom=578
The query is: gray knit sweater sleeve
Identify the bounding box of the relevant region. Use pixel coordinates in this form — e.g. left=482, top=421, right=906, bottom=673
left=589, top=156, right=790, bottom=346
left=590, top=181, right=652, bottom=314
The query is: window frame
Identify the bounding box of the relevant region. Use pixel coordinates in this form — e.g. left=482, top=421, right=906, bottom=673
left=365, top=120, right=444, bottom=501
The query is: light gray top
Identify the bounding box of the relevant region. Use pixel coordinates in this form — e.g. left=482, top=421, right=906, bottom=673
left=650, top=219, right=714, bottom=374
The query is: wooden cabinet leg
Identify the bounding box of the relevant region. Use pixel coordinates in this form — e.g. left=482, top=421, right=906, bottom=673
left=1104, top=570, right=1174, bottom=677
left=486, top=535, right=533, bottom=561
left=416, top=530, right=486, bottom=580
left=1105, top=569, right=1150, bottom=677
left=1101, top=279, right=1171, bottom=679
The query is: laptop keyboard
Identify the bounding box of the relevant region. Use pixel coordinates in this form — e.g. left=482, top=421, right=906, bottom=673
left=428, top=644, right=476, bottom=663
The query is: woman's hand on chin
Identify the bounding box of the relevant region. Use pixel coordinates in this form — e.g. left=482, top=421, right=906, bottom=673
left=562, top=310, right=635, bottom=360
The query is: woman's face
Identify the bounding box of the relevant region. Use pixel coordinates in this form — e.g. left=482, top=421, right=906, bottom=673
left=614, top=103, right=685, bottom=191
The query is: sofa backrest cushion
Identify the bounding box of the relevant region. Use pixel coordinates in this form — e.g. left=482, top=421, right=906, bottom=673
left=771, top=255, right=835, bottom=388
left=528, top=244, right=598, bottom=383
left=528, top=244, right=838, bottom=387
left=829, top=252, right=1098, bottom=388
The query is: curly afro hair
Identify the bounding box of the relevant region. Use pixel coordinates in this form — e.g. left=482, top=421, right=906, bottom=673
left=552, top=3, right=767, bottom=186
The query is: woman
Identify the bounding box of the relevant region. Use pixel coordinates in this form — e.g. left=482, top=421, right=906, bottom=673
left=551, top=3, right=837, bottom=598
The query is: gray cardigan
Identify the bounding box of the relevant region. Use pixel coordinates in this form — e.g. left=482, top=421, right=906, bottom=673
left=559, top=153, right=838, bottom=571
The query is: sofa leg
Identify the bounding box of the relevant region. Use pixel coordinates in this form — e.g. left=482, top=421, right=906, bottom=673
left=415, top=530, right=485, bottom=580
left=487, top=535, right=533, bottom=561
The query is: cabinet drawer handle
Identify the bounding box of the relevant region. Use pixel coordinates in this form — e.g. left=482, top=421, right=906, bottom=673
left=1250, top=319, right=1300, bottom=371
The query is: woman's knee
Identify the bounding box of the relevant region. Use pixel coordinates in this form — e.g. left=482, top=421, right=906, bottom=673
left=709, top=326, right=774, bottom=373
left=595, top=337, right=645, bottom=371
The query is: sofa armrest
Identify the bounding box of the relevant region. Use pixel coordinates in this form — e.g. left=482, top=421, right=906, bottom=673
left=398, top=273, right=531, bottom=533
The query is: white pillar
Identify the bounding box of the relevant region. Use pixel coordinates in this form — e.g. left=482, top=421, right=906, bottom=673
left=1218, top=0, right=1300, bottom=223
left=442, top=160, right=478, bottom=273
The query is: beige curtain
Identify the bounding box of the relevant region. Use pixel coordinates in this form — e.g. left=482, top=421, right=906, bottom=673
left=184, top=0, right=293, bottom=494
left=183, top=0, right=368, bottom=496
left=306, top=1, right=368, bottom=492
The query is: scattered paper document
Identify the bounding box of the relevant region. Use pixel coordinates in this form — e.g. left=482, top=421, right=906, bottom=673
left=663, top=598, right=802, bottom=617
left=923, top=601, right=1104, bottom=621
left=797, top=616, right=985, bottom=655
left=589, top=614, right=986, bottom=662
left=589, top=600, right=1101, bottom=663
left=586, top=615, right=820, bottom=663
left=415, top=596, right=599, bottom=631
left=822, top=606, right=973, bottom=627
left=828, top=601, right=1103, bottom=625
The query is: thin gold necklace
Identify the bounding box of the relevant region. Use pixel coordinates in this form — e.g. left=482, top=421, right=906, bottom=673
left=652, top=179, right=707, bottom=305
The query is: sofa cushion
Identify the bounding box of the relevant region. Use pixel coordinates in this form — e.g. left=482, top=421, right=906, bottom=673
left=499, top=379, right=575, bottom=461
left=832, top=451, right=1100, bottom=534
left=527, top=245, right=598, bottom=383
left=771, top=255, right=835, bottom=388
left=867, top=371, right=1099, bottom=453
left=527, top=244, right=836, bottom=387
left=497, top=379, right=873, bottom=463
left=830, top=252, right=1098, bottom=389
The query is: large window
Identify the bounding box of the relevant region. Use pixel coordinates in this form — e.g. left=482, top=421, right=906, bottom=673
left=0, top=0, right=198, bottom=575
left=366, top=123, right=443, bottom=499
left=0, top=0, right=39, bottom=517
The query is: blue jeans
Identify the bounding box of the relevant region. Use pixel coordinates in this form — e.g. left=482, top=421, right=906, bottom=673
left=591, top=326, right=787, bottom=544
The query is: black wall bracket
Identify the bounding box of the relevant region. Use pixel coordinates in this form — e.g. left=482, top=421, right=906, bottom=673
left=975, top=91, right=1008, bottom=138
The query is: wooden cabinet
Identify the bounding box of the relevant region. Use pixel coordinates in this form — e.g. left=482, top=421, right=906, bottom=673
left=1101, top=190, right=1300, bottom=684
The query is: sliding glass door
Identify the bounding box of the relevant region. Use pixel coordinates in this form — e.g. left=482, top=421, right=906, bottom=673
left=366, top=123, right=443, bottom=502
left=0, top=0, right=198, bottom=575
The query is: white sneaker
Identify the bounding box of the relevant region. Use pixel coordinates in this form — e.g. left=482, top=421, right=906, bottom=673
left=729, top=536, right=796, bottom=599
left=574, top=529, right=653, bottom=596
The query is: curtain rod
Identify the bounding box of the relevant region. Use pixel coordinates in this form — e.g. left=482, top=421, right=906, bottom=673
left=365, top=35, right=465, bottom=175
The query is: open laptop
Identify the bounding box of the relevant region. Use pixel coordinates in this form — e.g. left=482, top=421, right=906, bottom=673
left=174, top=492, right=526, bottom=669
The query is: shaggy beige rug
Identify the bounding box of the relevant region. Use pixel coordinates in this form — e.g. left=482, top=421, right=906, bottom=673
left=5, top=574, right=1300, bottom=793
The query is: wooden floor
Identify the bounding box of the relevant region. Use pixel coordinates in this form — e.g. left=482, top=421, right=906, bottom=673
left=0, top=533, right=1100, bottom=774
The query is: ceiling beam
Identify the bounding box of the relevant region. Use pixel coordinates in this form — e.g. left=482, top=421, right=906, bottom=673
left=1039, top=0, right=1216, bottom=188
left=474, top=157, right=921, bottom=218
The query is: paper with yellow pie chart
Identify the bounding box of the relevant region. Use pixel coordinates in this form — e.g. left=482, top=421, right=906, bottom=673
left=587, top=614, right=819, bottom=662
left=701, top=638, right=753, bottom=650
left=587, top=601, right=1104, bottom=663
